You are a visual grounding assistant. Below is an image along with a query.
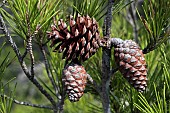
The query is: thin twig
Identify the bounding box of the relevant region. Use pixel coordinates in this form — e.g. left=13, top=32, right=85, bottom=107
left=26, top=11, right=35, bottom=76
left=40, top=45, right=61, bottom=99
left=87, top=74, right=101, bottom=94
left=0, top=14, right=57, bottom=112
left=21, top=50, right=28, bottom=61
left=126, top=0, right=139, bottom=44
left=1, top=94, right=53, bottom=110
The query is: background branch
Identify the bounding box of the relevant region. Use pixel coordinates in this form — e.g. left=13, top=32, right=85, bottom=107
left=126, top=0, right=139, bottom=44
left=40, top=45, right=61, bottom=99
left=87, top=74, right=101, bottom=94
left=1, top=94, right=53, bottom=110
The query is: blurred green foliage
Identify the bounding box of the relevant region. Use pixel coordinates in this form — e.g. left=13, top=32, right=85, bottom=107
left=0, top=41, right=16, bottom=113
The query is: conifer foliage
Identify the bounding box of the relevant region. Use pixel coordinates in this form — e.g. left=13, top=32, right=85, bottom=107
left=0, top=0, right=170, bottom=113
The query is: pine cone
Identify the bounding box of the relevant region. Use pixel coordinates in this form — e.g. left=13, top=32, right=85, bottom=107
left=47, top=15, right=100, bottom=62
left=62, top=62, right=87, bottom=102
left=114, top=40, right=147, bottom=92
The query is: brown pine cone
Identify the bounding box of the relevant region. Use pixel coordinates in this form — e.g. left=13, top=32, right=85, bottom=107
left=62, top=62, right=87, bottom=102
left=47, top=15, right=100, bottom=62
left=114, top=39, right=147, bottom=92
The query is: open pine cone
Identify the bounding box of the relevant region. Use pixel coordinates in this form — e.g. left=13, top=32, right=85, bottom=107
left=47, top=15, right=100, bottom=62
left=62, top=62, right=87, bottom=102
left=114, top=40, right=147, bottom=92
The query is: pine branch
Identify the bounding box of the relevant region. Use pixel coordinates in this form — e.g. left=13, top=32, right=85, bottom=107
left=26, top=11, right=35, bottom=77
left=101, top=0, right=114, bottom=113
left=102, top=17, right=107, bottom=36
left=0, top=14, right=58, bottom=112
left=1, top=94, right=53, bottom=110
left=58, top=90, right=66, bottom=113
